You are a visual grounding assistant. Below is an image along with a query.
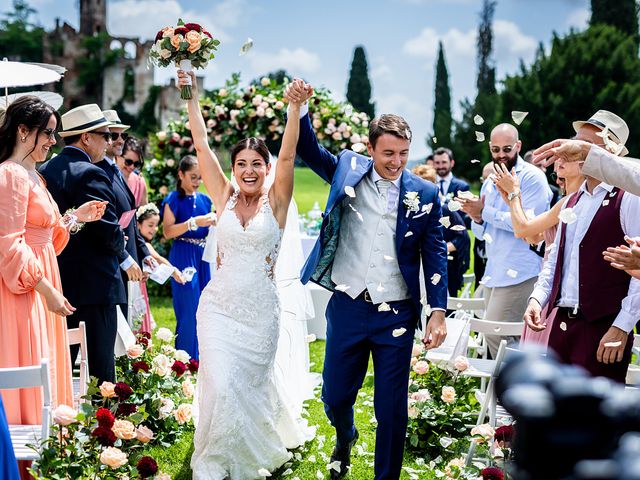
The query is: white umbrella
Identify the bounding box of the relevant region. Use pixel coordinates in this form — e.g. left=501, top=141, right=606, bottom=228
left=26, top=62, right=67, bottom=76
left=0, top=59, right=62, bottom=88
left=3, top=91, right=63, bottom=110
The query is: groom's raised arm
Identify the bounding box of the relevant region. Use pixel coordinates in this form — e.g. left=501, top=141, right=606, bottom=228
left=420, top=189, right=449, bottom=311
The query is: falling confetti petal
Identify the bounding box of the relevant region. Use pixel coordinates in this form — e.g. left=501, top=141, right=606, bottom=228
left=422, top=203, right=433, bottom=213
left=258, top=468, right=272, bottom=477
left=507, top=269, right=518, bottom=278
left=439, top=216, right=451, bottom=228
left=431, top=273, right=441, bottom=285
left=344, top=186, right=356, bottom=198
left=316, top=471, right=324, bottom=479
left=610, top=190, right=617, bottom=197
left=352, top=142, right=366, bottom=153
left=475, top=131, right=485, bottom=142
left=448, top=200, right=462, bottom=212
left=473, top=114, right=484, bottom=125
left=376, top=283, right=386, bottom=292
left=240, top=38, right=254, bottom=56
left=383, top=255, right=394, bottom=261
left=439, top=437, right=454, bottom=448
left=351, top=156, right=357, bottom=170
left=392, top=328, right=407, bottom=337
left=328, top=461, right=342, bottom=473
left=432, top=136, right=438, bottom=144
left=558, top=207, right=578, bottom=225
left=604, top=341, right=623, bottom=347
left=470, top=158, right=480, bottom=164
left=602, top=199, right=610, bottom=207
left=457, top=190, right=475, bottom=200
left=511, top=111, right=528, bottom=125
left=483, top=233, right=493, bottom=244
left=378, top=302, right=391, bottom=312
left=355, top=211, right=364, bottom=222
left=559, top=322, right=567, bottom=331
left=596, top=126, right=609, bottom=139
left=305, top=334, right=317, bottom=343
left=393, top=308, right=399, bottom=314
left=450, top=225, right=466, bottom=231
left=405, top=231, right=413, bottom=237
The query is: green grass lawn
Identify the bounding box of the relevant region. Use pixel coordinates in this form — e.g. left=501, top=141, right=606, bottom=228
left=148, top=297, right=437, bottom=479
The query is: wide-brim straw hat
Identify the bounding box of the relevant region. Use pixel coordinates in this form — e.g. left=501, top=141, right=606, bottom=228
left=103, top=109, right=130, bottom=130
left=59, top=104, right=110, bottom=137
left=573, top=109, right=629, bottom=156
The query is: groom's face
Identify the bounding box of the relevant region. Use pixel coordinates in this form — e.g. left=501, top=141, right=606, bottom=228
left=368, top=134, right=410, bottom=181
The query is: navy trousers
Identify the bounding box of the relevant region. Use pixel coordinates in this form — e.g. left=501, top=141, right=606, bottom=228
left=322, top=291, right=416, bottom=480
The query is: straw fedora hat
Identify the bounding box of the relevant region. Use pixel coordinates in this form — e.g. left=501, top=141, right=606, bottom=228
left=572, top=110, right=629, bottom=156
left=102, top=109, right=130, bottom=130
left=59, top=104, right=110, bottom=137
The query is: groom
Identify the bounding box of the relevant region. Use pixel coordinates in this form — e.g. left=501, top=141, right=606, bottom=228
left=287, top=82, right=448, bottom=479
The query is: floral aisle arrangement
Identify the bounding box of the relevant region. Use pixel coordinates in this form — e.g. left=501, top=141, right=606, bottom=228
left=149, top=19, right=220, bottom=99
left=145, top=73, right=371, bottom=204
left=29, top=328, right=197, bottom=479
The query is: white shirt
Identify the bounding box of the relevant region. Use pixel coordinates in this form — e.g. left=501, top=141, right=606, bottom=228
left=437, top=172, right=453, bottom=196
left=530, top=182, right=640, bottom=333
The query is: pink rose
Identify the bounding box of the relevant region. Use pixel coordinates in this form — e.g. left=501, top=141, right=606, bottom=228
left=412, top=360, right=429, bottom=375
left=52, top=404, right=78, bottom=426
left=126, top=344, right=144, bottom=359
left=99, top=381, right=116, bottom=398
left=411, top=389, right=431, bottom=402
left=170, top=34, right=183, bottom=50
left=111, top=419, right=136, bottom=440
left=174, top=404, right=192, bottom=424
left=441, top=386, right=456, bottom=404
left=135, top=425, right=155, bottom=443
left=100, top=446, right=128, bottom=469
left=161, top=27, right=174, bottom=38
left=471, top=423, right=495, bottom=443
left=453, top=355, right=469, bottom=372
left=411, top=343, right=424, bottom=358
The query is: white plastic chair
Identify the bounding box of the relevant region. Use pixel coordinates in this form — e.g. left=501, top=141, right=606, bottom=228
left=67, top=321, right=89, bottom=405
left=0, top=359, right=51, bottom=460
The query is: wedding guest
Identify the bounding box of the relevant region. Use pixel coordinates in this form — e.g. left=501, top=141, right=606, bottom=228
left=433, top=147, right=471, bottom=226
left=39, top=104, right=126, bottom=385
left=161, top=155, right=214, bottom=359
left=413, top=164, right=470, bottom=297
left=97, top=110, right=153, bottom=318
left=526, top=111, right=640, bottom=383
left=458, top=124, right=552, bottom=356
left=0, top=97, right=107, bottom=423
left=116, top=136, right=148, bottom=207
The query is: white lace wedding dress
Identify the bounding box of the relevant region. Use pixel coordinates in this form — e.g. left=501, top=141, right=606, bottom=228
left=192, top=191, right=314, bottom=480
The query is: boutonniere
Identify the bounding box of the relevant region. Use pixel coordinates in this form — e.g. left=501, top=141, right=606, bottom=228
left=403, top=191, right=420, bottom=216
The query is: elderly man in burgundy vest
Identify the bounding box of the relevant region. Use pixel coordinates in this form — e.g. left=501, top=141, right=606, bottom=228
left=525, top=110, right=640, bottom=383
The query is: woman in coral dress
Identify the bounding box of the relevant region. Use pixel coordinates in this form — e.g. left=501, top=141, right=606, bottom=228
left=0, top=97, right=106, bottom=425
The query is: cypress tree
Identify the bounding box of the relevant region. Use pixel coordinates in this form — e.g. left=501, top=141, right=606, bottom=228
left=346, top=45, right=375, bottom=118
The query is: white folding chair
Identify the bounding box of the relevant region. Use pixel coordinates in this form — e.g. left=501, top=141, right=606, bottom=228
left=447, top=297, right=486, bottom=318
left=0, top=359, right=51, bottom=460
left=459, top=273, right=476, bottom=298
left=67, top=321, right=89, bottom=405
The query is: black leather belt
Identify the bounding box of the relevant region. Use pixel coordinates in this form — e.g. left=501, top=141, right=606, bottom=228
left=355, top=290, right=373, bottom=303
left=556, top=306, right=582, bottom=319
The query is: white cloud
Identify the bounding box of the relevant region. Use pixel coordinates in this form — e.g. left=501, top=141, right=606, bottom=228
left=403, top=27, right=475, bottom=61
left=565, top=8, right=590, bottom=29
left=493, top=20, right=538, bottom=71
left=370, top=56, right=392, bottom=83
left=247, top=48, right=322, bottom=75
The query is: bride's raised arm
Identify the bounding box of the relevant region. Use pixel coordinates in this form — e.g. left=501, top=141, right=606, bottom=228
left=178, top=70, right=233, bottom=214
left=270, top=79, right=313, bottom=226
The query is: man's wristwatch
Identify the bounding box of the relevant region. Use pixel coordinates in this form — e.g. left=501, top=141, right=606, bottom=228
left=507, top=190, right=521, bottom=202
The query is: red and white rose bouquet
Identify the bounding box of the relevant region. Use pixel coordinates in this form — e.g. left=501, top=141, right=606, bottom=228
left=149, top=18, right=220, bottom=99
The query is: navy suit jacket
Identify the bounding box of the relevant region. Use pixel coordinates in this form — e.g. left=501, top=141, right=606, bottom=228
left=39, top=146, right=126, bottom=306
left=446, top=175, right=471, bottom=228
left=96, top=159, right=150, bottom=265
left=296, top=113, right=449, bottom=315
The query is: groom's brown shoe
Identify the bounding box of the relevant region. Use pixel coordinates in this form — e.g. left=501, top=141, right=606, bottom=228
left=329, top=429, right=359, bottom=479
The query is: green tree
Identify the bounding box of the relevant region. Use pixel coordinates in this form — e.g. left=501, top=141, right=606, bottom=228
left=590, top=0, right=639, bottom=49
left=0, top=0, right=44, bottom=62
left=346, top=45, right=375, bottom=119
left=499, top=24, right=640, bottom=157
left=429, top=41, right=452, bottom=149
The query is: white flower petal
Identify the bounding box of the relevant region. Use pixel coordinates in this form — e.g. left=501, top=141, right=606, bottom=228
left=450, top=225, right=466, bottom=231
left=316, top=470, right=324, bottom=479
left=350, top=156, right=357, bottom=170
left=439, top=437, right=454, bottom=448
left=327, top=461, right=342, bottom=473
left=351, top=143, right=365, bottom=153
left=405, top=231, right=413, bottom=237
left=422, top=203, right=433, bottom=213
left=392, top=328, right=406, bottom=337
left=432, top=136, right=438, bottom=144
left=475, top=131, right=485, bottom=142
left=383, top=255, right=394, bottom=261
left=356, top=211, right=364, bottom=222
left=507, top=269, right=518, bottom=278
left=480, top=275, right=491, bottom=284
left=344, top=186, right=356, bottom=198
left=604, top=341, right=623, bottom=348
left=239, top=38, right=254, bottom=56
left=558, top=207, right=578, bottom=225
left=511, top=111, right=529, bottom=125
left=258, top=468, right=272, bottom=477
left=431, top=273, right=442, bottom=285
left=392, top=308, right=399, bottom=315
left=335, top=284, right=350, bottom=292
left=473, top=114, right=484, bottom=125
left=602, top=199, right=610, bottom=207
left=439, top=216, right=451, bottom=228
left=457, top=190, right=475, bottom=200
left=560, top=321, right=567, bottom=331
left=378, top=302, right=391, bottom=312
left=470, top=158, right=480, bottom=164
left=448, top=200, right=462, bottom=212
left=306, top=334, right=317, bottom=343
left=376, top=283, right=386, bottom=292
left=483, top=233, right=493, bottom=244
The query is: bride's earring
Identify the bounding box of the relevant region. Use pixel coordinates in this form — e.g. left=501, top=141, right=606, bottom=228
left=21, top=136, right=26, bottom=142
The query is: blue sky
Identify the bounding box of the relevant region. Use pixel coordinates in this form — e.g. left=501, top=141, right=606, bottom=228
left=4, top=0, right=591, bottom=159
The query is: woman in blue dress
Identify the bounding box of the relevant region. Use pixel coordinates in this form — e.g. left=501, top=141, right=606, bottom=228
left=161, top=155, right=215, bottom=359
left=0, top=395, right=19, bottom=480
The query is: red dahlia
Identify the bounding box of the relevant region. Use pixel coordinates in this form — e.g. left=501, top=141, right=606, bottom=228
left=138, top=337, right=149, bottom=346
left=188, top=359, right=199, bottom=373
left=202, top=30, right=213, bottom=38
left=174, top=26, right=188, bottom=36
left=137, top=456, right=158, bottom=478
left=114, top=382, right=133, bottom=400
left=132, top=360, right=150, bottom=373
left=116, top=403, right=137, bottom=418
left=481, top=467, right=505, bottom=480
left=96, top=407, right=115, bottom=428
left=171, top=360, right=187, bottom=377
left=184, top=23, right=201, bottom=31
left=154, top=30, right=163, bottom=42
left=92, top=426, right=116, bottom=447
left=495, top=425, right=515, bottom=444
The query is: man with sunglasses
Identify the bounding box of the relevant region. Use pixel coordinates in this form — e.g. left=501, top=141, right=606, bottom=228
left=96, top=110, right=153, bottom=316
left=458, top=123, right=552, bottom=356
left=39, top=104, right=127, bottom=385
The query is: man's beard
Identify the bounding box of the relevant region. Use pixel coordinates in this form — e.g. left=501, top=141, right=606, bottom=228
left=492, top=152, right=518, bottom=171
left=436, top=167, right=450, bottom=177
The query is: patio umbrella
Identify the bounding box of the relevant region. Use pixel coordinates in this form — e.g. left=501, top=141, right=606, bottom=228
left=0, top=59, right=63, bottom=106
left=3, top=91, right=63, bottom=110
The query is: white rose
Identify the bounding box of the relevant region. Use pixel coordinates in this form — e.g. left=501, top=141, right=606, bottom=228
left=453, top=356, right=469, bottom=372
left=181, top=379, right=195, bottom=398
left=53, top=404, right=78, bottom=426
left=161, top=344, right=176, bottom=356
left=260, top=77, right=270, bottom=86
left=112, top=419, right=136, bottom=440
left=100, top=447, right=128, bottom=469
left=135, top=425, right=155, bottom=443
left=150, top=159, right=159, bottom=168
left=156, top=328, right=173, bottom=342
left=274, top=100, right=284, bottom=110
left=152, top=353, right=171, bottom=377
left=234, top=99, right=245, bottom=108
left=251, top=95, right=263, bottom=106
left=126, top=344, right=144, bottom=359
left=256, top=107, right=265, bottom=117
left=312, top=119, right=322, bottom=129
left=349, top=133, right=361, bottom=144
left=174, top=349, right=190, bottom=363
left=174, top=404, right=193, bottom=424
left=156, top=131, right=167, bottom=141
left=166, top=159, right=175, bottom=168
left=441, top=386, right=456, bottom=404
left=218, top=88, right=228, bottom=97
left=206, top=119, right=215, bottom=129
left=158, top=397, right=174, bottom=419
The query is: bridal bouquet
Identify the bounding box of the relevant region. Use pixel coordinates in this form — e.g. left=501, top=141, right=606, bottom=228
left=149, top=18, right=220, bottom=99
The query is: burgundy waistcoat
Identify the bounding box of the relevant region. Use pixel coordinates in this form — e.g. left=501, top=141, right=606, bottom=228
left=549, top=187, right=630, bottom=322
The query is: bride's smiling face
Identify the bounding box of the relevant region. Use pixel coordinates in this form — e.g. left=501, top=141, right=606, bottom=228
left=232, top=148, right=271, bottom=194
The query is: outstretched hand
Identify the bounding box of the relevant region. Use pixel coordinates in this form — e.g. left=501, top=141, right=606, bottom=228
left=532, top=139, right=592, bottom=167
left=284, top=77, right=313, bottom=106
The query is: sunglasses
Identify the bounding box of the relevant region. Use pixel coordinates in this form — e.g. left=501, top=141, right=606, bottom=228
left=88, top=131, right=112, bottom=142
left=42, top=128, right=57, bottom=139
left=489, top=143, right=517, bottom=154
left=110, top=132, right=129, bottom=141
left=123, top=157, right=143, bottom=168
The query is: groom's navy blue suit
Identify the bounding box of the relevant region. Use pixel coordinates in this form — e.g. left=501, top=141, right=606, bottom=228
left=297, top=113, right=448, bottom=479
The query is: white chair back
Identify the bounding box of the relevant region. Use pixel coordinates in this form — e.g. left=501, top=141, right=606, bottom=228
left=67, top=321, right=89, bottom=403
left=469, top=318, right=525, bottom=337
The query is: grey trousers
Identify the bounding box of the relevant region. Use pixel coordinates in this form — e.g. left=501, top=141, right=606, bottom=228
left=483, top=277, right=537, bottom=357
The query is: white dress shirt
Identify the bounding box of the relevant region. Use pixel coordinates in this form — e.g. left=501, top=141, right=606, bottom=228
left=437, top=172, right=453, bottom=196
left=530, top=182, right=640, bottom=333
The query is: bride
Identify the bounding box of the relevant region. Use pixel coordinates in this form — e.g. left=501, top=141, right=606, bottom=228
left=177, top=71, right=315, bottom=479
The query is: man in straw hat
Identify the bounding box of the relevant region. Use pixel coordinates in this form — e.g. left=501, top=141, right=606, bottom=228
left=40, top=103, right=126, bottom=385
left=96, top=110, right=153, bottom=316
left=525, top=110, right=640, bottom=383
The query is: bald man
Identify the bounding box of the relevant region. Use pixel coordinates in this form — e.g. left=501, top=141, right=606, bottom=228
left=459, top=124, right=552, bottom=355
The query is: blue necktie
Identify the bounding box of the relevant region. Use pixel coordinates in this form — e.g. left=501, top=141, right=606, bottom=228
left=439, top=179, right=446, bottom=195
